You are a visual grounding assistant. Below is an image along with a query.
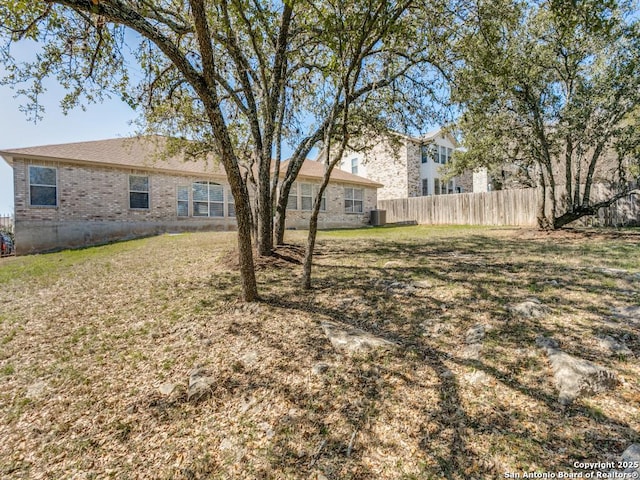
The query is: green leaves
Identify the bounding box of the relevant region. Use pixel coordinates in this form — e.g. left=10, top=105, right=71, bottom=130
left=449, top=0, right=640, bottom=226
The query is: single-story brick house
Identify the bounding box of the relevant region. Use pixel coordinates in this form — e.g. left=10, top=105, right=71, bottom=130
left=0, top=136, right=382, bottom=254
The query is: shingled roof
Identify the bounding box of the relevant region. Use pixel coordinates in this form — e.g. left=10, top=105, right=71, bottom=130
left=0, top=136, right=225, bottom=176
left=279, top=159, right=383, bottom=188
left=0, top=136, right=382, bottom=187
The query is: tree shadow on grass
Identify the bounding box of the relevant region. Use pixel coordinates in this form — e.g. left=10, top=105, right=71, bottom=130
left=261, top=283, right=639, bottom=478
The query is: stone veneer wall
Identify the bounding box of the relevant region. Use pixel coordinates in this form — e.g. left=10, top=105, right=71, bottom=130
left=357, top=139, right=409, bottom=201
left=405, top=140, right=422, bottom=198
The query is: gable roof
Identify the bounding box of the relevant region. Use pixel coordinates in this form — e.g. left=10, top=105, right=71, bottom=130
left=0, top=136, right=381, bottom=188
left=279, top=159, right=383, bottom=188
left=391, top=127, right=458, bottom=147
left=0, top=136, right=226, bottom=177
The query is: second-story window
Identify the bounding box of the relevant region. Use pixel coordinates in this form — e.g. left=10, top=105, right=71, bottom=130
left=351, top=158, right=359, bottom=175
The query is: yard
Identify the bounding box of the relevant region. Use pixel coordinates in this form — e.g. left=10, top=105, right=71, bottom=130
left=0, top=226, right=639, bottom=479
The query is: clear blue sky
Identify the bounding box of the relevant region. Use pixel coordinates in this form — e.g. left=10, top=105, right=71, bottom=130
left=0, top=84, right=138, bottom=215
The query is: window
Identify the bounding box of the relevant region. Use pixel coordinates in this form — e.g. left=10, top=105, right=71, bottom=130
left=287, top=183, right=298, bottom=210
left=192, top=181, right=224, bottom=217
left=435, top=146, right=453, bottom=164
left=422, top=178, right=429, bottom=196
left=29, top=166, right=57, bottom=207
left=345, top=187, right=363, bottom=213
left=434, top=178, right=441, bottom=195
left=227, top=189, right=235, bottom=217
left=421, top=144, right=437, bottom=164
left=177, top=186, right=189, bottom=216
left=129, top=175, right=149, bottom=209
left=301, top=183, right=313, bottom=211
left=314, top=186, right=327, bottom=211
left=448, top=180, right=454, bottom=194
left=351, top=158, right=359, bottom=175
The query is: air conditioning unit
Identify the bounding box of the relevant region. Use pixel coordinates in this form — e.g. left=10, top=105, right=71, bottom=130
left=370, top=209, right=386, bottom=227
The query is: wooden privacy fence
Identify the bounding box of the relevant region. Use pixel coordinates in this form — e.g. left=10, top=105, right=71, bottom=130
left=0, top=215, right=14, bottom=232
left=377, top=187, right=640, bottom=227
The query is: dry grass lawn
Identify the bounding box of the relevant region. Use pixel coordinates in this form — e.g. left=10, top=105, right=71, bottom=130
left=0, top=225, right=639, bottom=479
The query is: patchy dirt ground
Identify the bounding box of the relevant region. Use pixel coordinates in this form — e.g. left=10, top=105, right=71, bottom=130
left=0, top=226, right=638, bottom=479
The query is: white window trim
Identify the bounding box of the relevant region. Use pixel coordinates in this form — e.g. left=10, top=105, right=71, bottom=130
left=227, top=188, right=236, bottom=217
left=351, top=158, right=359, bottom=175
left=192, top=181, right=224, bottom=217
left=287, top=182, right=298, bottom=210
left=344, top=187, right=364, bottom=214
left=314, top=185, right=327, bottom=212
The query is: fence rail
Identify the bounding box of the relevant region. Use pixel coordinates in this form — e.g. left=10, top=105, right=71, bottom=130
left=0, top=215, right=14, bottom=232
left=378, top=187, right=640, bottom=227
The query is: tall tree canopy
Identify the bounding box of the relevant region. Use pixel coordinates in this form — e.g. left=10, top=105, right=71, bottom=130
left=448, top=0, right=640, bottom=229
left=1, top=0, right=450, bottom=300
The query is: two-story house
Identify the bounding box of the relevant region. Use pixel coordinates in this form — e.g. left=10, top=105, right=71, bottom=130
left=339, top=128, right=466, bottom=201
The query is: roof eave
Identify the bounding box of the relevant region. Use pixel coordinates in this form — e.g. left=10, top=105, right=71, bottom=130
left=0, top=152, right=15, bottom=167
left=0, top=152, right=226, bottom=178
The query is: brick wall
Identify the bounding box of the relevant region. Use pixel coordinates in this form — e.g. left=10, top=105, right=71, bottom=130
left=13, top=158, right=234, bottom=222
left=285, top=181, right=377, bottom=229
left=12, top=158, right=377, bottom=253
left=13, top=158, right=238, bottom=253
left=355, top=139, right=409, bottom=201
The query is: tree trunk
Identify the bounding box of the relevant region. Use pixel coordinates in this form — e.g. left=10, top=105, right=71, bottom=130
left=190, top=0, right=258, bottom=301
left=233, top=182, right=260, bottom=301
left=256, top=157, right=273, bottom=256
left=302, top=208, right=320, bottom=290
left=274, top=196, right=288, bottom=245
left=536, top=170, right=553, bottom=230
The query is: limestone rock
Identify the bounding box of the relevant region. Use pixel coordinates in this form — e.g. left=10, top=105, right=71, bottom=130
left=465, top=324, right=486, bottom=344
left=26, top=381, right=47, bottom=400
left=187, top=367, right=215, bottom=401
left=461, top=343, right=483, bottom=360
left=240, top=351, right=259, bottom=367
left=612, top=306, right=640, bottom=324
left=376, top=279, right=418, bottom=294
left=321, top=321, right=397, bottom=354
left=620, top=444, right=640, bottom=475
left=311, top=362, right=330, bottom=375
left=508, top=298, right=549, bottom=319
left=597, top=267, right=629, bottom=277
left=536, top=336, right=619, bottom=405
left=464, top=370, right=491, bottom=386
left=597, top=335, right=633, bottom=357
left=413, top=280, right=431, bottom=289
left=610, top=444, right=640, bottom=477
left=158, top=383, right=177, bottom=396
left=383, top=261, right=403, bottom=268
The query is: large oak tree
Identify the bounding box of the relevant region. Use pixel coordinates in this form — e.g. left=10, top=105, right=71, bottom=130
left=1, top=0, right=450, bottom=299
left=448, top=0, right=640, bottom=229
